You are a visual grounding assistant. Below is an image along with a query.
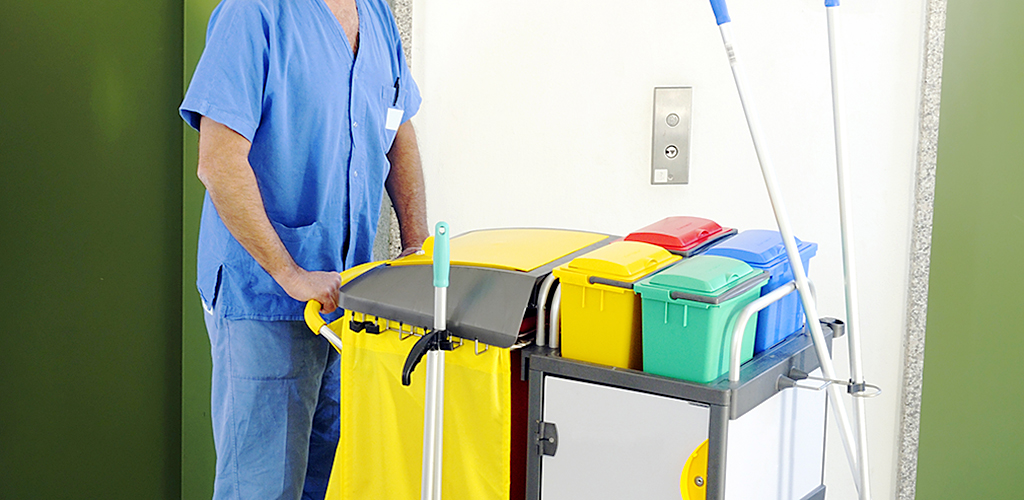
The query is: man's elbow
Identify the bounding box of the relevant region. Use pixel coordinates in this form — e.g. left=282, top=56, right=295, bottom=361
left=196, top=116, right=252, bottom=191
left=196, top=156, right=220, bottom=192
left=387, top=122, right=417, bottom=159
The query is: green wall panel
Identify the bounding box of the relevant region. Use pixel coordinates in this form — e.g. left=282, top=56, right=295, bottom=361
left=0, top=1, right=183, bottom=498
left=917, top=1, right=1024, bottom=497
left=181, top=1, right=221, bottom=498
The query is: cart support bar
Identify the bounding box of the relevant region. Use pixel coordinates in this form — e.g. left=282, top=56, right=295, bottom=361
left=536, top=274, right=558, bottom=347
left=549, top=285, right=563, bottom=349
left=318, top=325, right=343, bottom=352
left=304, top=299, right=343, bottom=352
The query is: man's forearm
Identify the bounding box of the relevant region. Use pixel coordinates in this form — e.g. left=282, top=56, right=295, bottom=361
left=385, top=121, right=429, bottom=252
left=197, top=116, right=341, bottom=311
left=198, top=118, right=301, bottom=284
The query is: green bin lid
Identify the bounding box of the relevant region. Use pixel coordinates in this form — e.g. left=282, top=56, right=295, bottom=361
left=648, top=255, right=759, bottom=298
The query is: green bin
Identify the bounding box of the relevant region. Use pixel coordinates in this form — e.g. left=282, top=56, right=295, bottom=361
left=634, top=255, right=769, bottom=383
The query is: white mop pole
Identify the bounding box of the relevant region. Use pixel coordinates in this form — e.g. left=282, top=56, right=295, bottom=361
left=421, top=222, right=450, bottom=500
left=706, top=0, right=862, bottom=492
left=826, top=3, right=872, bottom=498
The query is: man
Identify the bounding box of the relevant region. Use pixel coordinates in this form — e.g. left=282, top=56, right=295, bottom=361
left=179, top=0, right=427, bottom=498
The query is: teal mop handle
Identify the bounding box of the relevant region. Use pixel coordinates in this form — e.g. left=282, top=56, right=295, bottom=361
left=433, top=222, right=450, bottom=289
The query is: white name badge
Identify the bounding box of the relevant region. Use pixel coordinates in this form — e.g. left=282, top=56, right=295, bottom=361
left=385, top=108, right=404, bottom=131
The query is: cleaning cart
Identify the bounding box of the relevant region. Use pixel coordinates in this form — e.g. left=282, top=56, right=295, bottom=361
left=305, top=228, right=615, bottom=499
left=307, top=224, right=841, bottom=500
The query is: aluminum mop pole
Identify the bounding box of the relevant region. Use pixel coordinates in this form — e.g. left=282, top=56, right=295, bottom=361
left=826, top=2, right=872, bottom=498
left=706, top=0, right=863, bottom=492
left=421, top=221, right=451, bottom=500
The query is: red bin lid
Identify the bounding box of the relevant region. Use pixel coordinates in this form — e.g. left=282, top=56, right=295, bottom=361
left=624, top=216, right=736, bottom=256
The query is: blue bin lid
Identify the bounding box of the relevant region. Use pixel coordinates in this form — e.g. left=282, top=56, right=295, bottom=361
left=704, top=229, right=817, bottom=267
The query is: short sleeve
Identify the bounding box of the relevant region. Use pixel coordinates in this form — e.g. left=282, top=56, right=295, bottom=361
left=393, top=28, right=421, bottom=124
left=179, top=0, right=269, bottom=141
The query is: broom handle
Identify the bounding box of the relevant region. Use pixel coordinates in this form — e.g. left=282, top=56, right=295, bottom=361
left=707, top=0, right=862, bottom=492
left=827, top=4, right=872, bottom=499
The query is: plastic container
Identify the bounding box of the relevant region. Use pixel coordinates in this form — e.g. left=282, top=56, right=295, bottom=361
left=634, top=255, right=769, bottom=383
left=624, top=216, right=737, bottom=257
left=553, top=241, right=681, bottom=370
left=704, top=229, right=818, bottom=353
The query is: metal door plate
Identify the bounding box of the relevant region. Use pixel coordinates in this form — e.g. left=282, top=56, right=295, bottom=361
left=652, top=87, right=693, bottom=185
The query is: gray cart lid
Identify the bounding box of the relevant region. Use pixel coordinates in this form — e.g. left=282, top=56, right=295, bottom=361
left=339, top=264, right=538, bottom=348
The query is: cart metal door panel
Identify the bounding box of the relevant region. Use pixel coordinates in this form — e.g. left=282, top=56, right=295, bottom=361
left=724, top=369, right=827, bottom=500
left=540, top=376, right=710, bottom=499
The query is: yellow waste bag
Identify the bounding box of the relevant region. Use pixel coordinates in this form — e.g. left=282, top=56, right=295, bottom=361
left=325, top=311, right=511, bottom=500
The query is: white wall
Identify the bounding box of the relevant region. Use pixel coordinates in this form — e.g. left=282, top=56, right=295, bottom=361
left=410, top=0, right=927, bottom=498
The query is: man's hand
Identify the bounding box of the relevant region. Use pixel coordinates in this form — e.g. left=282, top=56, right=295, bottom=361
left=397, top=246, right=422, bottom=258
left=277, top=268, right=342, bottom=313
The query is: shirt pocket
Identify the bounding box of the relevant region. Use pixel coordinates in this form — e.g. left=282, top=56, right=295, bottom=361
left=246, top=219, right=335, bottom=297
left=380, top=84, right=404, bottom=153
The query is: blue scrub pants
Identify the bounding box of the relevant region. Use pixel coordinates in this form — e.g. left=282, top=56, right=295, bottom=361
left=204, top=301, right=340, bottom=500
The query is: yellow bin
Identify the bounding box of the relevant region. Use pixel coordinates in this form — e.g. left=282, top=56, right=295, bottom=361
left=554, top=241, right=680, bottom=370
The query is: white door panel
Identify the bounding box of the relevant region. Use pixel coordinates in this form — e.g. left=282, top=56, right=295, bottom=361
left=541, top=376, right=711, bottom=500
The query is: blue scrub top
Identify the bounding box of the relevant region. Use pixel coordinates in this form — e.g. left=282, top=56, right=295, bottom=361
left=180, top=0, right=421, bottom=321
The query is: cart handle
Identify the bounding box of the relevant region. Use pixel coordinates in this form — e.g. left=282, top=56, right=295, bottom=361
left=305, top=300, right=344, bottom=352
left=302, top=260, right=389, bottom=351
left=304, top=299, right=330, bottom=336
left=726, top=280, right=815, bottom=382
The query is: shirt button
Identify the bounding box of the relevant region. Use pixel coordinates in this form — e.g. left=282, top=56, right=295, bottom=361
left=353, top=122, right=358, bottom=127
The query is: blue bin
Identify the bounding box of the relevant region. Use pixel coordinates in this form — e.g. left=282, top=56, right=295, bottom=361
left=705, top=230, right=818, bottom=354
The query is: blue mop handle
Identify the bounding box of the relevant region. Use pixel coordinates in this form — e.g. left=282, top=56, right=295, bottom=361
left=709, top=0, right=731, bottom=25
left=711, top=0, right=838, bottom=24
